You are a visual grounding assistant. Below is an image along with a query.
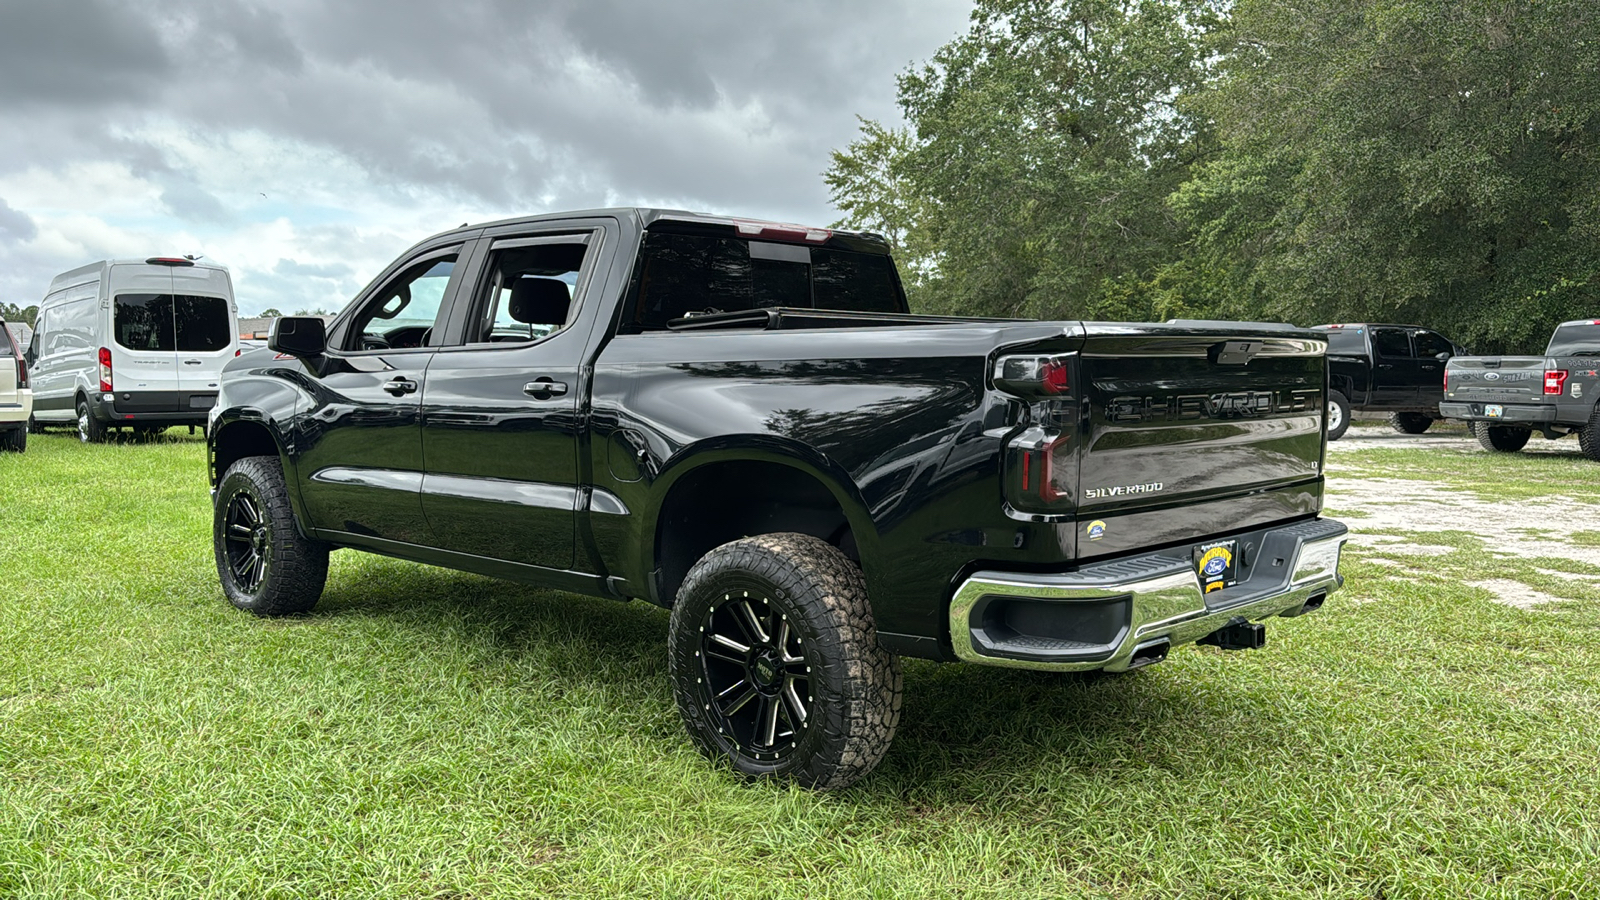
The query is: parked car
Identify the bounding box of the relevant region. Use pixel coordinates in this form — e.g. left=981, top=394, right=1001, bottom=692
left=1440, top=319, right=1600, bottom=458
left=0, top=317, right=31, bottom=452
left=1312, top=323, right=1468, bottom=439
left=25, top=257, right=238, bottom=442
left=207, top=208, right=1347, bottom=789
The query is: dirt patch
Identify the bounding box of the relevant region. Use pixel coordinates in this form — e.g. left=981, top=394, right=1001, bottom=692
left=1325, top=476, right=1600, bottom=570
left=1469, top=579, right=1561, bottom=610
left=1330, top=422, right=1579, bottom=456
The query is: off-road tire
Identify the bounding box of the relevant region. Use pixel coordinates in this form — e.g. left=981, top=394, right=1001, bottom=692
left=76, top=398, right=106, bottom=443
left=0, top=426, right=24, bottom=452
left=1474, top=421, right=1531, bottom=453
left=1327, top=390, right=1352, bottom=440
left=1578, top=407, right=1600, bottom=462
left=1388, top=412, right=1433, bottom=434
left=213, top=456, right=329, bottom=616
left=668, top=533, right=903, bottom=790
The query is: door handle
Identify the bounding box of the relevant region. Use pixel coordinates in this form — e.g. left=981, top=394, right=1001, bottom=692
left=1376, top=364, right=1393, bottom=369
left=523, top=378, right=569, bottom=399
left=183, top=359, right=203, bottom=365
left=383, top=377, right=419, bottom=396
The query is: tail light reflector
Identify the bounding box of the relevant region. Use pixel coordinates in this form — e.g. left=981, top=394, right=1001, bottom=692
left=98, top=346, right=113, bottom=392
left=1545, top=369, right=1569, bottom=395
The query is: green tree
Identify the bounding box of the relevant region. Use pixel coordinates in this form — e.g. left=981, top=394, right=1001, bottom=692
left=1, top=303, right=38, bottom=326
left=258, top=307, right=284, bottom=317
left=1179, top=0, right=1600, bottom=352
left=827, top=0, right=1225, bottom=320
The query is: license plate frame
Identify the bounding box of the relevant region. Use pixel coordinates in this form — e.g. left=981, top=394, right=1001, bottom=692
left=1485, top=404, right=1503, bottom=418
left=1195, top=539, right=1239, bottom=594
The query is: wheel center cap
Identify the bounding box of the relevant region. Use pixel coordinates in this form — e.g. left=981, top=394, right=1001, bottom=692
left=751, top=651, right=781, bottom=690
left=252, top=528, right=268, bottom=553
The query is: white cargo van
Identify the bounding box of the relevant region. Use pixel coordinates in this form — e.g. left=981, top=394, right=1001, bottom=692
left=25, top=258, right=238, bottom=441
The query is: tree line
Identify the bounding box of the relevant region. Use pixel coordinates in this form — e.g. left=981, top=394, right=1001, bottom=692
left=826, top=0, right=1599, bottom=354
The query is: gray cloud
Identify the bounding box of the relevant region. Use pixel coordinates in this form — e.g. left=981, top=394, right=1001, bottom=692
left=0, top=197, right=37, bottom=244
left=0, top=0, right=972, bottom=311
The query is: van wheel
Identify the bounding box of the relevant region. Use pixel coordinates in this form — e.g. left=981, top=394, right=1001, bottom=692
left=76, top=399, right=107, bottom=443
left=1388, top=412, right=1433, bottom=434
left=1474, top=421, right=1531, bottom=453
left=668, top=533, right=903, bottom=790
left=214, top=456, right=329, bottom=616
left=1327, top=391, right=1351, bottom=440
left=1, top=426, right=24, bottom=452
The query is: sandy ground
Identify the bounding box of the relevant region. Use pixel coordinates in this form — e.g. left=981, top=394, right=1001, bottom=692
left=1325, top=423, right=1600, bottom=608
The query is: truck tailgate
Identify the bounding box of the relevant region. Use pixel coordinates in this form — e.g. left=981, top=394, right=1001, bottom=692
left=1444, top=357, right=1547, bottom=403
left=1073, top=326, right=1326, bottom=556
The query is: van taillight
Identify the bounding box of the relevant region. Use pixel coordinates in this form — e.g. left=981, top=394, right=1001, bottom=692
left=98, top=346, right=113, bottom=392
left=1545, top=370, right=1569, bottom=395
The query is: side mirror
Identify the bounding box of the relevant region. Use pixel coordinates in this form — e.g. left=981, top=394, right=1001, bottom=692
left=268, top=316, right=327, bottom=358
left=1435, top=351, right=1452, bottom=361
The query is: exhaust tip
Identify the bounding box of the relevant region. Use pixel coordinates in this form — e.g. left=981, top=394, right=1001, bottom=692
left=1281, top=591, right=1327, bottom=618
left=1127, top=638, right=1170, bottom=669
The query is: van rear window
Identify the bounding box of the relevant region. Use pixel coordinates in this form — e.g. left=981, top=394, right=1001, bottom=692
left=116, top=294, right=232, bottom=352
left=625, top=232, right=905, bottom=331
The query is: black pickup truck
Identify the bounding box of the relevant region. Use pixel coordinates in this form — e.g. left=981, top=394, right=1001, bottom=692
left=1440, top=319, right=1600, bottom=458
left=1312, top=324, right=1467, bottom=439
left=206, top=208, right=1347, bottom=788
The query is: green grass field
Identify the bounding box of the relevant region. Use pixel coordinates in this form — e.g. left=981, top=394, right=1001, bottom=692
left=4, top=432, right=1600, bottom=898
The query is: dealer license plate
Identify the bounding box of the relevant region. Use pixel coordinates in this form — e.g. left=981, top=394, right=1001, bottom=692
left=1485, top=404, right=1503, bottom=418
left=1195, top=539, right=1239, bottom=594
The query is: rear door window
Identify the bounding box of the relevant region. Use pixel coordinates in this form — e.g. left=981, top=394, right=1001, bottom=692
left=116, top=294, right=176, bottom=351
left=1371, top=328, right=1413, bottom=358
left=176, top=295, right=232, bottom=351
left=1319, top=328, right=1367, bottom=354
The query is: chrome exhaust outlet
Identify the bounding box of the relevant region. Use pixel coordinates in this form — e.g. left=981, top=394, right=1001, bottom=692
left=1126, top=638, right=1170, bottom=669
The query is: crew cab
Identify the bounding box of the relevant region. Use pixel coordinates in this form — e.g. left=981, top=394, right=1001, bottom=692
left=1313, top=324, right=1467, bottom=439
left=206, top=208, right=1347, bottom=788
left=1440, top=319, right=1600, bottom=458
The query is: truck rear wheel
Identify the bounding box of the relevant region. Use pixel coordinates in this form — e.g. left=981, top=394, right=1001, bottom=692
left=1388, top=412, right=1433, bottom=434
left=1474, top=421, right=1531, bottom=453
left=1578, top=408, right=1600, bottom=462
left=1327, top=390, right=1351, bottom=440
left=668, top=533, right=902, bottom=790
left=1, top=426, right=24, bottom=452
left=214, top=456, right=329, bottom=616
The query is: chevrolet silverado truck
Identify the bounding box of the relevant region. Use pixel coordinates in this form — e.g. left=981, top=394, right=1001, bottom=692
left=1440, top=319, right=1600, bottom=458
left=1312, top=323, right=1467, bottom=440
left=206, top=208, right=1348, bottom=789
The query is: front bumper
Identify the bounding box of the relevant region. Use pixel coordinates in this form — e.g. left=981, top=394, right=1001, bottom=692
left=949, top=518, right=1347, bottom=672
left=1438, top=401, right=1556, bottom=424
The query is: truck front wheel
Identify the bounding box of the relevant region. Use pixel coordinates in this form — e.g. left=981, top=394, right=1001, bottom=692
left=668, top=533, right=903, bottom=790
left=1388, top=412, right=1433, bottom=434
left=1474, top=422, right=1531, bottom=453
left=213, top=456, right=329, bottom=616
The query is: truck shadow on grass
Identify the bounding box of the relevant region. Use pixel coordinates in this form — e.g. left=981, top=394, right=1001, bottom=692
left=310, top=561, right=1273, bottom=794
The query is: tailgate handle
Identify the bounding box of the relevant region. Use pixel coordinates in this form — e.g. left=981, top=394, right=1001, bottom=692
left=1210, top=340, right=1263, bottom=366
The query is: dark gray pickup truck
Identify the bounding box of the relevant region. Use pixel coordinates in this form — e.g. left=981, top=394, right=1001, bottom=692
left=1440, top=319, right=1600, bottom=458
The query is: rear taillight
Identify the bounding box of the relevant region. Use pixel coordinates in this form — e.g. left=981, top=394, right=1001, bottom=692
left=1442, top=366, right=1449, bottom=393
left=1545, top=369, right=1569, bottom=395
left=997, top=353, right=1078, bottom=512
left=98, top=346, right=113, bottom=392
left=15, top=357, right=26, bottom=390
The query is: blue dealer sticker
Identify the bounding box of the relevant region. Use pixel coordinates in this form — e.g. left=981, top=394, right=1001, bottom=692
left=1086, top=520, right=1106, bottom=541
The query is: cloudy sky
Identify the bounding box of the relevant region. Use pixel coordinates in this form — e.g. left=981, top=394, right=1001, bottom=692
left=0, top=0, right=971, bottom=316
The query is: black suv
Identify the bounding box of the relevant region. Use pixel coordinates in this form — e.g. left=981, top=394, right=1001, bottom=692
left=1314, top=324, right=1467, bottom=439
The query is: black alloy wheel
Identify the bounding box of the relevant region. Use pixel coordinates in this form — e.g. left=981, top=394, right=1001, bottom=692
left=697, top=589, right=815, bottom=762
left=669, top=533, right=902, bottom=790
left=213, top=456, right=329, bottom=616
left=223, top=490, right=270, bottom=593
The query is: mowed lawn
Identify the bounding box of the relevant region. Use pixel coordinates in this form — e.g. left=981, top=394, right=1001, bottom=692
left=4, top=433, right=1600, bottom=899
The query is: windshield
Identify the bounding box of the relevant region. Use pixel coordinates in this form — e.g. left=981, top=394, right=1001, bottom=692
left=1546, top=323, right=1600, bottom=357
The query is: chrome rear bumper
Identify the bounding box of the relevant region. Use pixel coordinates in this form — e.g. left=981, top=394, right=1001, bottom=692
left=948, top=518, right=1347, bottom=672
